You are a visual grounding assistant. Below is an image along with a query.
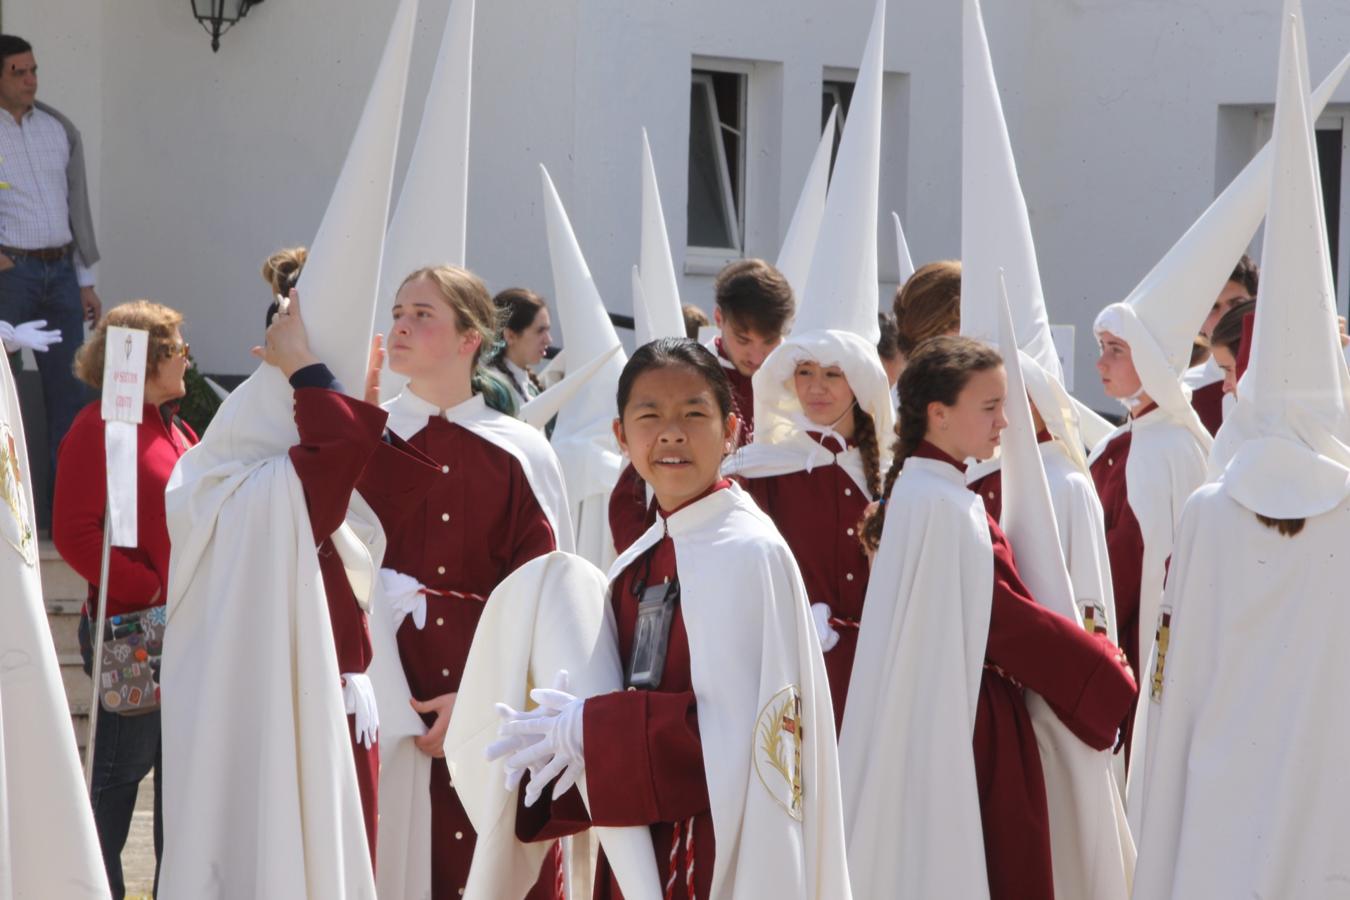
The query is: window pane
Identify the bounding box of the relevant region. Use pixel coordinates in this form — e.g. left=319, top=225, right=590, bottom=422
left=688, top=80, right=735, bottom=248
left=1317, top=127, right=1342, bottom=293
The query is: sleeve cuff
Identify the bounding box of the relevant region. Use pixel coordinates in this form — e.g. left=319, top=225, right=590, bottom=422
left=289, top=363, right=343, bottom=393
left=75, top=260, right=96, bottom=288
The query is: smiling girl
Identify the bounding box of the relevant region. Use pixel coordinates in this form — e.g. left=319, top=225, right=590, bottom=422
left=358, top=265, right=572, bottom=900
left=725, top=328, right=891, bottom=733
left=841, top=336, right=1135, bottom=900
left=504, top=337, right=850, bottom=900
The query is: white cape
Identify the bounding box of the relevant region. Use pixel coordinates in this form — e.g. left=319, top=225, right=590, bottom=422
left=607, top=485, right=852, bottom=899
left=1132, top=484, right=1350, bottom=898
left=161, top=366, right=376, bottom=899
left=374, top=388, right=575, bottom=899
left=443, top=551, right=660, bottom=900
left=839, top=456, right=994, bottom=899
left=0, top=337, right=108, bottom=900
left=722, top=428, right=871, bottom=497
left=1087, top=406, right=1206, bottom=828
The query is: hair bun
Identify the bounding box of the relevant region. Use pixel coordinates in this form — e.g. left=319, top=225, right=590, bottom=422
left=261, top=247, right=309, bottom=296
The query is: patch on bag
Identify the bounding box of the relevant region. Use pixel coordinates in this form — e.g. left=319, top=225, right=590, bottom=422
left=0, top=420, right=35, bottom=566
left=1150, top=610, right=1172, bottom=703
left=754, top=685, right=804, bottom=821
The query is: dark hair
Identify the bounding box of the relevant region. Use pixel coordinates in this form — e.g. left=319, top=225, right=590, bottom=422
left=682, top=303, right=711, bottom=340
left=860, top=335, right=1003, bottom=553
left=1209, top=298, right=1256, bottom=358
left=877, top=311, right=900, bottom=362
left=713, top=259, right=795, bottom=337
left=893, top=260, right=962, bottom=357
left=1255, top=513, right=1306, bottom=536
left=1230, top=255, right=1260, bottom=298
left=852, top=405, right=882, bottom=499
left=489, top=288, right=547, bottom=394
left=617, top=337, right=734, bottom=420
left=0, top=36, right=33, bottom=71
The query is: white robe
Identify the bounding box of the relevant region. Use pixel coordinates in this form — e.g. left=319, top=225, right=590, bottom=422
left=839, top=456, right=994, bottom=899
left=1087, top=406, right=1207, bottom=827
left=160, top=366, right=376, bottom=899
left=606, top=485, right=852, bottom=899
left=1132, top=483, right=1350, bottom=899
left=0, top=339, right=108, bottom=900
left=967, top=440, right=1119, bottom=643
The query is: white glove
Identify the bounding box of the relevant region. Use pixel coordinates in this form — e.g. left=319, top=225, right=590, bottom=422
left=341, top=672, right=380, bottom=749
left=0, top=319, right=62, bottom=354
left=495, top=669, right=586, bottom=806
left=485, top=669, right=570, bottom=792
left=378, top=567, right=427, bottom=630
left=811, top=602, right=841, bottom=652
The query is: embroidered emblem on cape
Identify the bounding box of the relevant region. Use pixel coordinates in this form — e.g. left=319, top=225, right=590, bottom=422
left=754, top=685, right=804, bottom=821
left=0, top=419, right=35, bottom=566
left=1150, top=610, right=1172, bottom=703
left=1081, top=603, right=1109, bottom=636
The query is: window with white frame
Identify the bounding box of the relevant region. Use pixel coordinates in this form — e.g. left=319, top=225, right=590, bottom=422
left=822, top=79, right=855, bottom=171
left=687, top=69, right=746, bottom=254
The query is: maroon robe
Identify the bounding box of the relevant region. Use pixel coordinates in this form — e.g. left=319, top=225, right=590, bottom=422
left=914, top=443, right=1137, bottom=900
left=288, top=387, right=389, bottom=862
left=1190, top=380, right=1224, bottom=436
left=608, top=461, right=655, bottom=558
left=715, top=338, right=754, bottom=448
left=518, top=482, right=735, bottom=900
left=358, top=413, right=560, bottom=900
left=742, top=434, right=869, bottom=732
left=1087, top=409, right=1152, bottom=763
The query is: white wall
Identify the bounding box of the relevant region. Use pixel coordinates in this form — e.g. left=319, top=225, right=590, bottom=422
left=11, top=0, right=1350, bottom=408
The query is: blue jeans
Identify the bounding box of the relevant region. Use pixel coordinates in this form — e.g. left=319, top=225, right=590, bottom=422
left=0, top=252, right=90, bottom=502
left=80, top=614, right=163, bottom=900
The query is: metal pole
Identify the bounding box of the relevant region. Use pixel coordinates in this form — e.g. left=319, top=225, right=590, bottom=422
left=84, top=499, right=114, bottom=794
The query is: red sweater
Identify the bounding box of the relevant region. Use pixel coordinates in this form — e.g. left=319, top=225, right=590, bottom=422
left=53, top=401, right=197, bottom=617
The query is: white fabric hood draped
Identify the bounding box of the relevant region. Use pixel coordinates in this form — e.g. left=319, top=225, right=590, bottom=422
left=160, top=367, right=379, bottom=899
left=0, top=334, right=108, bottom=900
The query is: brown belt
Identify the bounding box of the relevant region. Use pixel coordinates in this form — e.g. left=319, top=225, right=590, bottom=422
left=1, top=244, right=70, bottom=262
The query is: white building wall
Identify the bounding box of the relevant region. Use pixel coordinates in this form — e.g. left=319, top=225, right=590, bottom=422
left=9, top=0, right=1350, bottom=408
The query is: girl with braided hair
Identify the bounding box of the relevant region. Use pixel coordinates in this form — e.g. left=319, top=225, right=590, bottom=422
left=487, top=287, right=551, bottom=408
left=842, top=335, right=1135, bottom=900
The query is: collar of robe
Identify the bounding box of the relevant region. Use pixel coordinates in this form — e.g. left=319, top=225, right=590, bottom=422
left=384, top=387, right=485, bottom=440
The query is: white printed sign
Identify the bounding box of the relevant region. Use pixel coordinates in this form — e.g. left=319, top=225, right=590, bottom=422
left=102, top=326, right=149, bottom=547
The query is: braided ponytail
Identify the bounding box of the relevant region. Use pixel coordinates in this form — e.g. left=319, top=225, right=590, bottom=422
left=858, top=335, right=1003, bottom=555
left=851, top=404, right=882, bottom=500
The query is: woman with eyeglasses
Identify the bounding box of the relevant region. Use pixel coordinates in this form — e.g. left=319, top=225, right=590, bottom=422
left=51, top=299, right=196, bottom=899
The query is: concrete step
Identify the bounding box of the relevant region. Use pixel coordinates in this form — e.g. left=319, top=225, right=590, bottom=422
left=40, top=540, right=88, bottom=603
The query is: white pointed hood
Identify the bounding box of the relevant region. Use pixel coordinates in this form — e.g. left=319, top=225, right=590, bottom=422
left=892, top=211, right=915, bottom=285
left=960, top=0, right=1086, bottom=472
left=518, top=345, right=622, bottom=431
left=377, top=0, right=474, bottom=402
left=796, top=0, right=884, bottom=343
left=745, top=0, right=893, bottom=478
left=541, top=165, right=628, bottom=436
left=297, top=0, right=417, bottom=399
left=635, top=130, right=685, bottom=344
left=776, top=106, right=838, bottom=297
left=994, top=272, right=1135, bottom=900
left=1093, top=36, right=1350, bottom=450
left=1211, top=10, right=1350, bottom=519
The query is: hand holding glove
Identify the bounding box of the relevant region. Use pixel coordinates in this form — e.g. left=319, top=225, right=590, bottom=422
left=811, top=602, right=841, bottom=652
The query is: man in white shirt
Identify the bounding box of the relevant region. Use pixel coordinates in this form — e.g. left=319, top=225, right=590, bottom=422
left=0, top=34, right=102, bottom=507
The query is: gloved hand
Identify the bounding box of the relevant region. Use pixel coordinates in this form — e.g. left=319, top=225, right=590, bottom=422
left=0, top=319, right=62, bottom=354
left=341, top=672, right=380, bottom=750
left=378, top=567, right=427, bottom=630
left=485, top=670, right=571, bottom=792
left=811, top=602, right=841, bottom=652
left=494, top=669, right=586, bottom=806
